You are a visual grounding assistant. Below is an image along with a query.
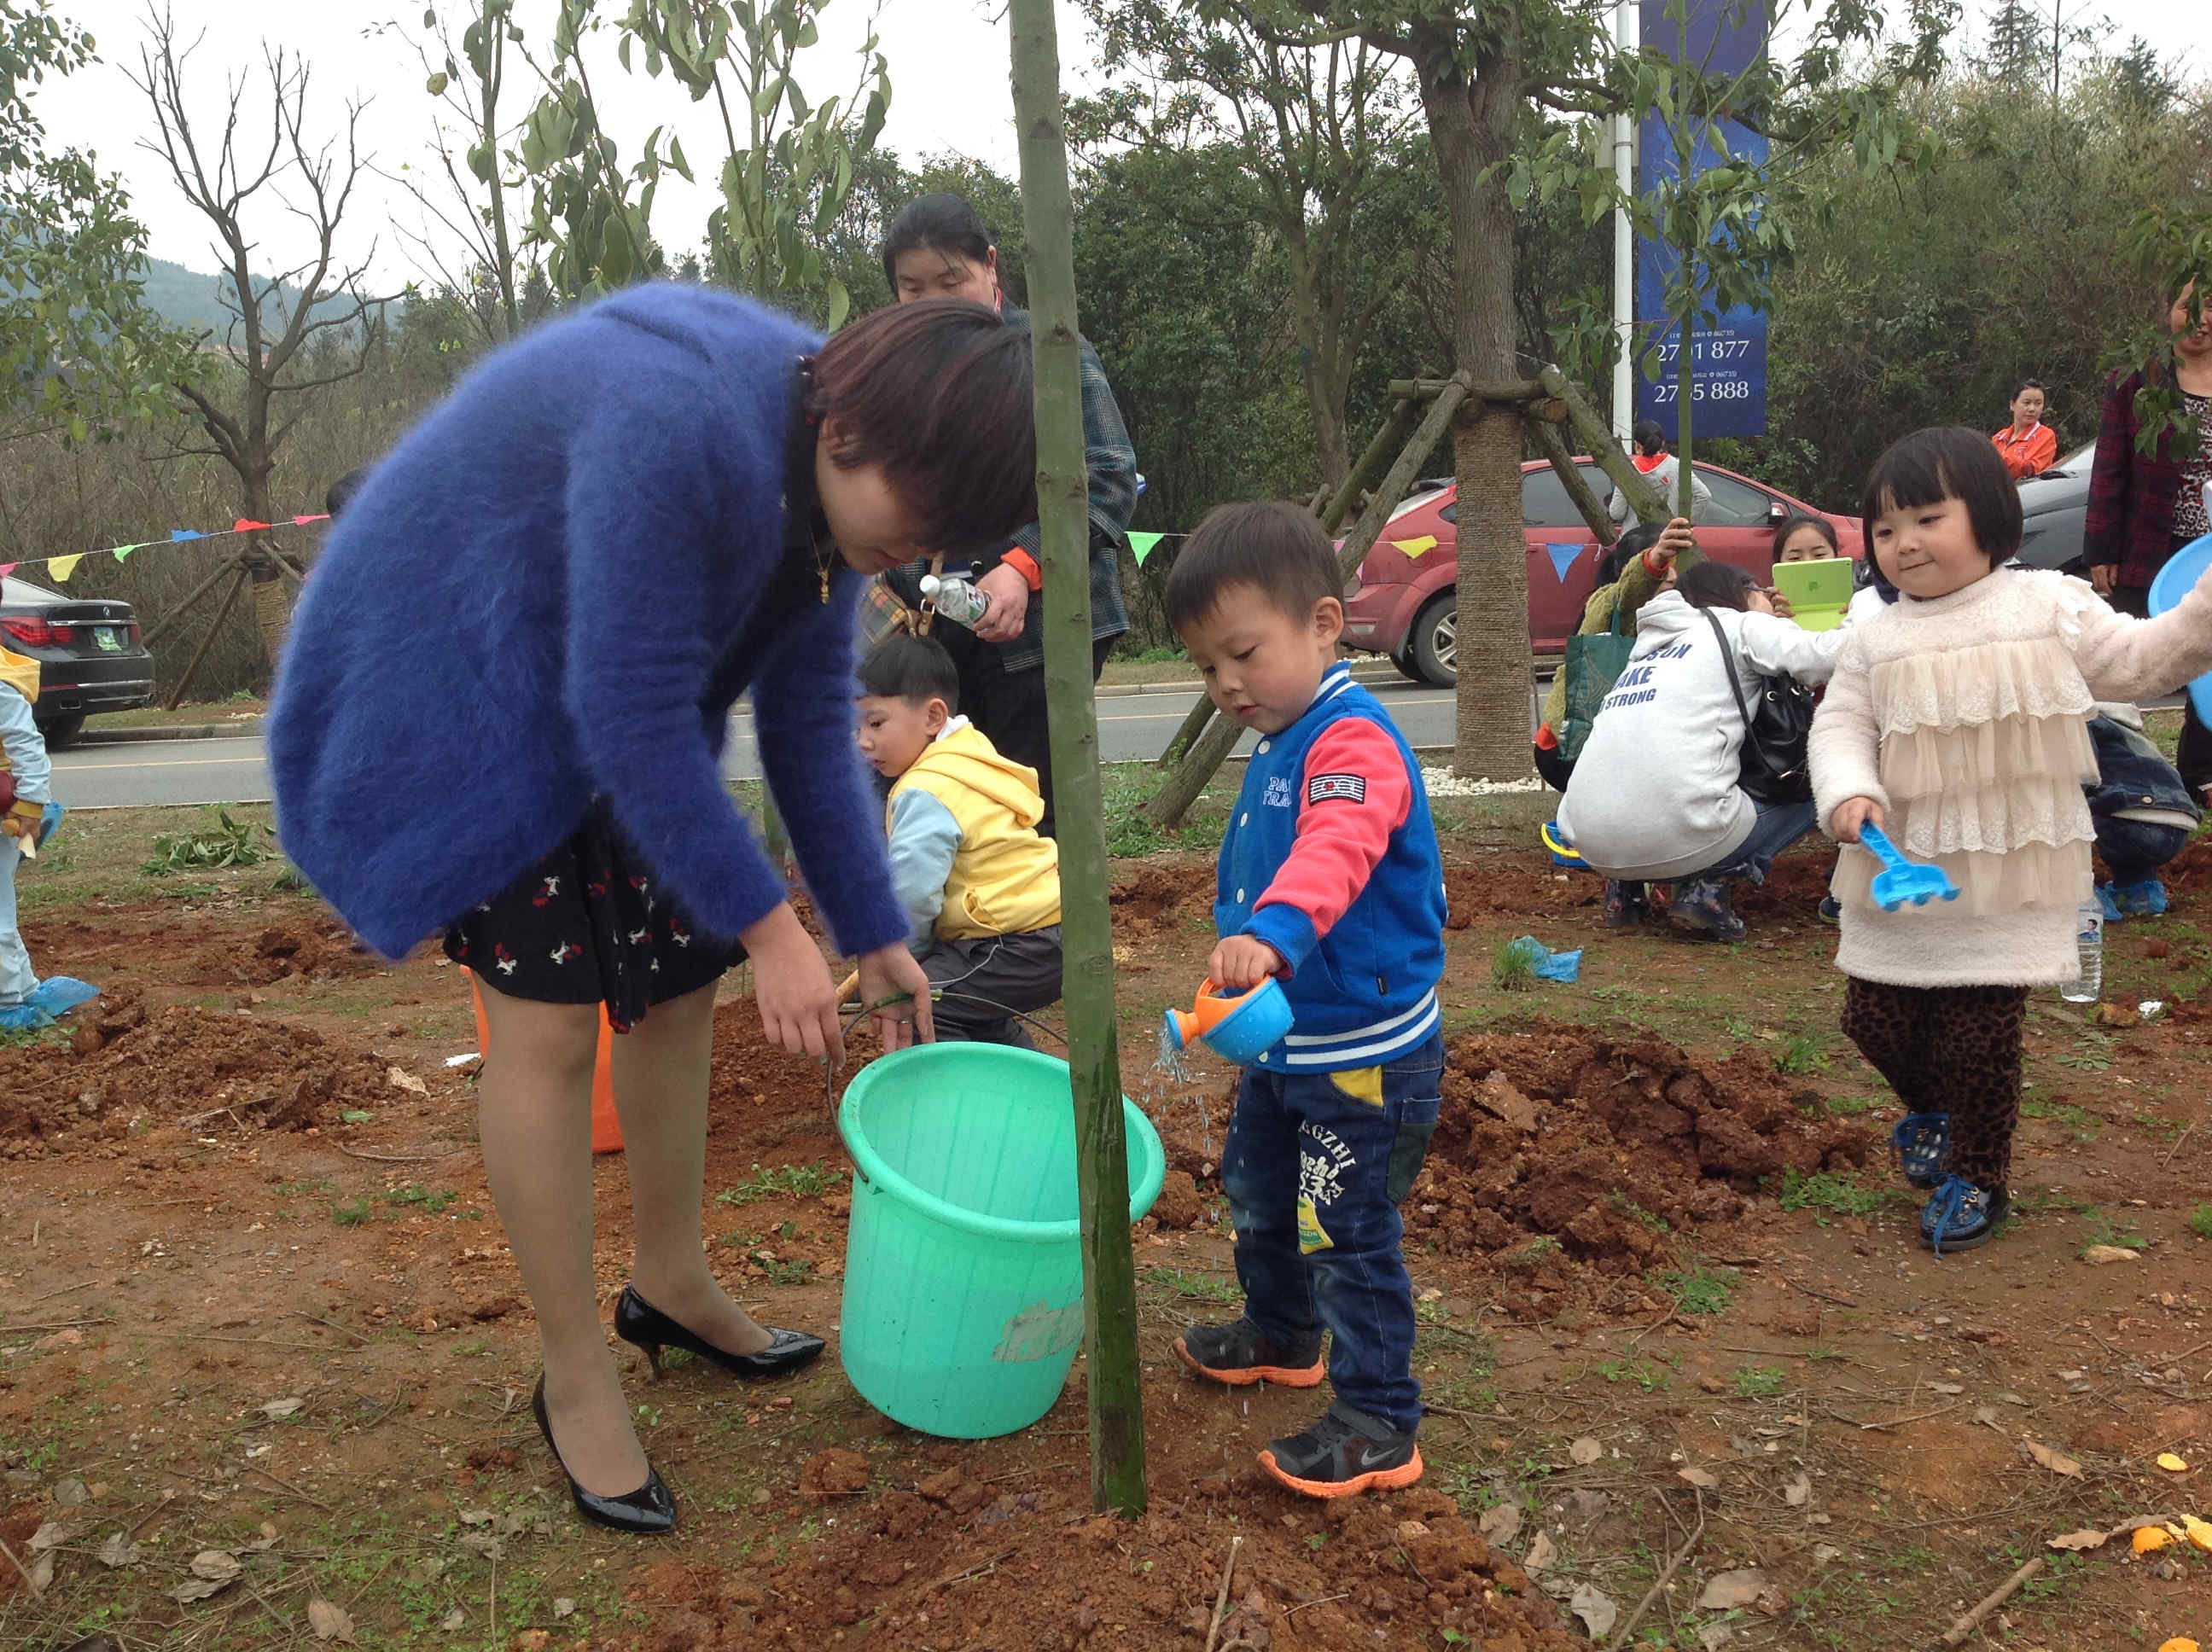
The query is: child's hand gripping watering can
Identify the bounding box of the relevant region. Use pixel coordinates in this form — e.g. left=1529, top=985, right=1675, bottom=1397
left=1857, top=823, right=1960, bottom=912
left=1161, top=976, right=1295, bottom=1065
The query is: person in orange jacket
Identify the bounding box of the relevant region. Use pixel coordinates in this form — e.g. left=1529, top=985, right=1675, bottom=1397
left=1992, top=380, right=2058, bottom=480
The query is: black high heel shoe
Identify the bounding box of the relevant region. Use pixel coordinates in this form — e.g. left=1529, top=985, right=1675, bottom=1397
left=531, top=1376, right=676, bottom=1534
left=614, top=1285, right=826, bottom=1381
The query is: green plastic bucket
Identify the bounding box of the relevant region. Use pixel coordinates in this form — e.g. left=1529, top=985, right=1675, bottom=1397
left=836, top=1043, right=1167, bottom=1439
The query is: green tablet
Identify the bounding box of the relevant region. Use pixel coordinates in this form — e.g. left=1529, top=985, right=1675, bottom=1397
left=1771, top=557, right=1856, bottom=631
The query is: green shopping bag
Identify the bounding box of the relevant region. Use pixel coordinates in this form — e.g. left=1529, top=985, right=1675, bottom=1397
left=1556, top=597, right=1634, bottom=762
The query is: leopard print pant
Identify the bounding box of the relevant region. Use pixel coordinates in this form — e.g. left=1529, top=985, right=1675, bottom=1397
left=1841, top=979, right=2030, bottom=1189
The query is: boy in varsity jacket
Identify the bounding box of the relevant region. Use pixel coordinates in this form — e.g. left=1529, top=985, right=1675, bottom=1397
left=1162, top=501, right=1447, bottom=1498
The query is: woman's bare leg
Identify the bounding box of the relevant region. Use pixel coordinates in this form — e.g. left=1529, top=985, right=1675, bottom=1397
left=614, top=980, right=775, bottom=1357
left=476, top=985, right=648, bottom=1496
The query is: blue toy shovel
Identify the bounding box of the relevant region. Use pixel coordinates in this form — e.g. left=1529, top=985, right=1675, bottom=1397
left=1857, top=823, right=1959, bottom=912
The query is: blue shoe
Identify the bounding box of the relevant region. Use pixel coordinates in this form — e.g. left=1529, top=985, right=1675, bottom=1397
left=23, top=977, right=97, bottom=1018
left=1817, top=895, right=1842, bottom=925
left=1667, top=878, right=1745, bottom=943
left=2096, top=882, right=2124, bottom=923
left=0, top=1001, right=49, bottom=1031
left=2113, top=878, right=2168, bottom=918
left=1919, top=1175, right=2009, bottom=1255
left=1889, top=1112, right=1949, bottom=1189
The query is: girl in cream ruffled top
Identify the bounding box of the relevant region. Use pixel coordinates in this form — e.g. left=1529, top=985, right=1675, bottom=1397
left=1813, top=560, right=2212, bottom=984
left=1812, top=425, right=2212, bottom=1254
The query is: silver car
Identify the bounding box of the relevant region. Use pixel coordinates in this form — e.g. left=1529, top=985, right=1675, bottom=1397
left=2014, top=440, right=2096, bottom=575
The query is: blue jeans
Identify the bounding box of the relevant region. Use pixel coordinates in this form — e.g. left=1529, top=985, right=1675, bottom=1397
left=0, top=838, right=31, bottom=1004
left=1693, top=795, right=1817, bottom=883
left=1220, top=1032, right=1443, bottom=1432
left=2096, top=816, right=2190, bottom=886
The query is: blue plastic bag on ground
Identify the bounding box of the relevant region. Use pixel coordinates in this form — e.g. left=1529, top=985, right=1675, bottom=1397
left=1503, top=936, right=1581, bottom=984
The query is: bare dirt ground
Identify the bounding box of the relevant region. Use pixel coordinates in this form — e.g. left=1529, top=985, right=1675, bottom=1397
left=3, top=803, right=2210, bottom=1649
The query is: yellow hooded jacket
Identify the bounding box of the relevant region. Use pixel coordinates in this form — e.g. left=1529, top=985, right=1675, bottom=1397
left=888, top=721, right=1062, bottom=940
left=0, top=647, right=39, bottom=810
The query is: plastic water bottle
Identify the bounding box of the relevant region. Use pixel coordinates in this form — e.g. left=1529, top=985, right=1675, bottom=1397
left=2060, top=899, right=2103, bottom=1003
left=920, top=571, right=991, bottom=628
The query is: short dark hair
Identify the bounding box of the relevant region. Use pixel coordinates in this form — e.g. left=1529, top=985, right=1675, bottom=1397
left=881, top=193, right=996, bottom=292
left=808, top=299, right=1036, bottom=556
left=1632, top=419, right=1668, bottom=456
left=1163, top=501, right=1340, bottom=634
left=1770, top=513, right=1838, bottom=558
left=856, top=632, right=961, bottom=713
left=1860, top=425, right=2022, bottom=564
left=1597, top=520, right=1667, bottom=586
left=326, top=466, right=370, bottom=519
left=2013, top=377, right=2045, bottom=398
left=1677, top=559, right=1757, bottom=612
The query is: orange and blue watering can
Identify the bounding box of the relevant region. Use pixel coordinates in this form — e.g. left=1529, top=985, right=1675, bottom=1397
left=1161, top=976, right=1295, bottom=1065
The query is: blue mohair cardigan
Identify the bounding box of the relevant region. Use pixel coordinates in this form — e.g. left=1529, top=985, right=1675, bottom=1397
left=268, top=285, right=909, bottom=963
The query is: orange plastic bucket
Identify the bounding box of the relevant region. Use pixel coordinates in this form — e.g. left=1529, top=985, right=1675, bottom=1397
left=466, top=971, right=624, bottom=1155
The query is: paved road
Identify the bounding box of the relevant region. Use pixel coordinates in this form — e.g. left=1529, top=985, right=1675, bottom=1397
left=55, top=678, right=1472, bottom=810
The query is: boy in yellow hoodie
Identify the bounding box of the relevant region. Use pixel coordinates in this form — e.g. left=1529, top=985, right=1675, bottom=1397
left=856, top=635, right=1062, bottom=1044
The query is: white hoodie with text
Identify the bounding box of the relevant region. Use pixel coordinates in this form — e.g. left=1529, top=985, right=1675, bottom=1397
left=1557, top=590, right=1839, bottom=881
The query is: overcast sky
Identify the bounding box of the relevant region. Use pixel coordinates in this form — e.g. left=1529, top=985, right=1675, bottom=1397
left=33, top=0, right=2212, bottom=287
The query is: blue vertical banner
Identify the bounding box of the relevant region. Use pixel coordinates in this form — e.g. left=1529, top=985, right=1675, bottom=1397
left=1634, top=0, right=1769, bottom=439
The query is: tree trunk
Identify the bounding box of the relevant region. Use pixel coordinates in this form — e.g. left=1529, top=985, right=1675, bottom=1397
left=1008, top=0, right=1147, bottom=1521
left=1418, top=26, right=1533, bottom=782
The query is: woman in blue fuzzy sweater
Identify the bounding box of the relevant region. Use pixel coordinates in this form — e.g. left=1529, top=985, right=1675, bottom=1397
left=271, top=288, right=1037, bottom=1533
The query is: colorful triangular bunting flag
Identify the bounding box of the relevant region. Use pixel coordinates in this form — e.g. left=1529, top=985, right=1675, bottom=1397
left=170, top=529, right=206, bottom=543
left=1392, top=535, right=1440, bottom=559
left=1126, top=531, right=1165, bottom=567
left=1544, top=540, right=1583, bottom=584
left=233, top=518, right=271, bottom=532
left=46, top=554, right=83, bottom=582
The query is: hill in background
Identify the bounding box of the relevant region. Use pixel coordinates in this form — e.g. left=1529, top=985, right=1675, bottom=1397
left=137, top=253, right=390, bottom=340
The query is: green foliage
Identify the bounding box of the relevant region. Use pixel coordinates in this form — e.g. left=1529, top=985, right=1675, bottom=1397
left=714, top=1161, right=843, bottom=1206
left=1490, top=938, right=1539, bottom=992
left=1774, top=1033, right=1831, bottom=1075
left=0, top=3, right=200, bottom=445
left=141, top=809, right=275, bottom=874
left=1777, top=1166, right=1904, bottom=1218
left=1656, top=1259, right=1738, bottom=1316
left=2078, top=1206, right=2147, bottom=1256
left=2189, top=1202, right=2212, bottom=1240
left=1732, top=1364, right=1788, bottom=1399
left=520, top=0, right=887, bottom=323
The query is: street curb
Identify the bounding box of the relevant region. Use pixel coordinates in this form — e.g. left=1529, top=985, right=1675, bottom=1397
left=78, top=719, right=264, bottom=746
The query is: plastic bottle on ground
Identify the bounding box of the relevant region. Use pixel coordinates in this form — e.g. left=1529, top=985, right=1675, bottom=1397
left=2059, top=899, right=2103, bottom=1003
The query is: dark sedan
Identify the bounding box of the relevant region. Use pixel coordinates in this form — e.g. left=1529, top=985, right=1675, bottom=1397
left=0, top=575, right=154, bottom=747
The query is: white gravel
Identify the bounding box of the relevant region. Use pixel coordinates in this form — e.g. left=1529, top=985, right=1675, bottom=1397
left=1420, top=766, right=1548, bottom=799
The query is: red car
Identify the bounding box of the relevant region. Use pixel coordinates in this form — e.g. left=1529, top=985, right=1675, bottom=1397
left=1340, top=459, right=1863, bottom=685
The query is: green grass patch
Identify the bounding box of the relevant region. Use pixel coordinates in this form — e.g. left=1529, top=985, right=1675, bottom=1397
left=1774, top=1032, right=1831, bottom=1075
left=1655, top=1259, right=1738, bottom=1316
left=1777, top=1166, right=1906, bottom=1219
left=1489, top=937, right=1538, bottom=992
left=1732, top=1364, right=1788, bottom=1398
left=2191, top=1202, right=2212, bottom=1240
left=1150, top=1267, right=1240, bottom=1303
left=714, top=1161, right=845, bottom=1206
left=2078, top=1206, right=2147, bottom=1256
left=1820, top=1093, right=1883, bottom=1117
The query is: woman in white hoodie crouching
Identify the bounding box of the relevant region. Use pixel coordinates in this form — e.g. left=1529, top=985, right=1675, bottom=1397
left=1557, top=561, right=1839, bottom=941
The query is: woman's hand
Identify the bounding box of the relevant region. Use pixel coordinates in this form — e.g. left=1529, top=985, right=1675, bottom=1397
left=972, top=563, right=1031, bottom=643
left=1654, top=517, right=1697, bottom=564
left=742, top=902, right=844, bottom=1065
left=1208, top=935, right=1284, bottom=992
left=855, top=945, right=936, bottom=1051
left=1829, top=796, right=1886, bottom=843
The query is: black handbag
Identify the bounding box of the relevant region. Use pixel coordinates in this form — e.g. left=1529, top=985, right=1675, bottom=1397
left=1703, top=609, right=1815, bottom=806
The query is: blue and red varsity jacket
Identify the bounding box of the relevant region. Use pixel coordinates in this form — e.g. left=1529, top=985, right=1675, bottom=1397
left=1216, top=663, right=1448, bottom=1071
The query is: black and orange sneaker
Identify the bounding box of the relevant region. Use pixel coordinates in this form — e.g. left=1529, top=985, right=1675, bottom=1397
left=1174, top=1318, right=1324, bottom=1388
left=1260, top=1402, right=1423, bottom=1499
